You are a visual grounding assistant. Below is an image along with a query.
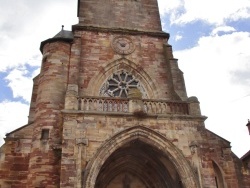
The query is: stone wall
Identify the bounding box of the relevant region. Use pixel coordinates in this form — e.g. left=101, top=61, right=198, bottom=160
left=78, top=0, right=162, bottom=31
left=71, top=30, right=183, bottom=101
left=0, top=124, right=33, bottom=188
left=58, top=110, right=242, bottom=187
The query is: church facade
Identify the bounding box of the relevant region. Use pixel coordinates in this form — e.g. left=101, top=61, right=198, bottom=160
left=0, top=0, right=249, bottom=187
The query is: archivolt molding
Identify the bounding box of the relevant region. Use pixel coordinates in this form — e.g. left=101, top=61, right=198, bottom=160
left=88, top=58, right=158, bottom=99
left=83, top=126, right=200, bottom=188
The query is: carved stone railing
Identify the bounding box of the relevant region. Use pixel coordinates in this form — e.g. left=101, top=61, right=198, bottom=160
left=78, top=97, right=190, bottom=115
left=143, top=99, right=189, bottom=115
left=78, top=97, right=129, bottom=113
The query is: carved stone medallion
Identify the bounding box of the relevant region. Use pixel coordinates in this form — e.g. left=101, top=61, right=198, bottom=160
left=112, top=36, right=135, bottom=55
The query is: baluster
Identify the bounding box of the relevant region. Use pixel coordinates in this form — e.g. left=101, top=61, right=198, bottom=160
left=120, top=101, right=122, bottom=112
left=165, top=102, right=170, bottom=114
left=107, top=100, right=110, bottom=112
left=147, top=102, right=152, bottom=113
left=177, top=103, right=181, bottom=114
left=143, top=102, right=148, bottom=113
left=98, top=99, right=102, bottom=111
left=124, top=101, right=128, bottom=112
left=109, top=100, right=114, bottom=112
left=161, top=102, right=166, bottom=114
left=80, top=98, right=83, bottom=110
left=174, top=103, right=177, bottom=114
left=160, top=102, right=164, bottom=114
left=155, top=102, right=159, bottom=114
left=157, top=102, right=161, bottom=114
left=89, top=99, right=93, bottom=110
left=93, top=99, right=97, bottom=111
left=172, top=103, right=176, bottom=114
left=117, top=100, right=121, bottom=112
left=152, top=102, right=156, bottom=114
left=175, top=103, right=178, bottom=114
left=168, top=102, right=172, bottom=114
left=103, top=100, right=108, bottom=111
left=113, top=101, right=117, bottom=112
left=181, top=103, right=184, bottom=114
left=185, top=104, right=189, bottom=114
left=83, top=99, right=87, bottom=111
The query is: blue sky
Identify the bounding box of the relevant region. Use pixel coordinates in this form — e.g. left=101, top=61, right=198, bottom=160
left=0, top=0, right=249, bottom=157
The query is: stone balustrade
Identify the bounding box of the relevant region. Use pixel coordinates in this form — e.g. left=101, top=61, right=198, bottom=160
left=78, top=97, right=190, bottom=115
left=143, top=99, right=189, bottom=115
left=78, top=97, right=129, bottom=113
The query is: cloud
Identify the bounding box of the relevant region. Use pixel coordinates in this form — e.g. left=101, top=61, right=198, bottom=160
left=175, top=34, right=183, bottom=41
left=0, top=0, right=78, bottom=72
left=176, top=31, right=250, bottom=101
left=211, top=26, right=236, bottom=36
left=0, top=101, right=29, bottom=146
left=4, top=67, right=40, bottom=102
left=158, top=0, right=250, bottom=26
left=231, top=69, right=250, bottom=87
left=175, top=31, right=250, bottom=157
left=158, top=0, right=183, bottom=15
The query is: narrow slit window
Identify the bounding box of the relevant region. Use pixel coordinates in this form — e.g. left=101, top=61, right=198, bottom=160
left=41, top=129, right=50, bottom=140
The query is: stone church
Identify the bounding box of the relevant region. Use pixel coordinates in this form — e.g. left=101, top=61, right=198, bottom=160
left=0, top=0, right=249, bottom=187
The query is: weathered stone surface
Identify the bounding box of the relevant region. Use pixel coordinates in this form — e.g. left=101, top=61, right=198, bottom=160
left=0, top=0, right=249, bottom=187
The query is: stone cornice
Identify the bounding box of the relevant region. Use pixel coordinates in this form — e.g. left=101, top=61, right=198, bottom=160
left=72, top=24, right=170, bottom=39
left=61, top=109, right=207, bottom=121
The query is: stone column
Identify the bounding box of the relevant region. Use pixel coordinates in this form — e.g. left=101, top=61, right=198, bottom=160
left=189, top=141, right=203, bottom=188
left=76, top=138, right=88, bottom=188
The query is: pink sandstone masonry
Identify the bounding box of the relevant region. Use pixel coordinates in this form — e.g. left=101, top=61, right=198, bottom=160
left=0, top=0, right=250, bottom=187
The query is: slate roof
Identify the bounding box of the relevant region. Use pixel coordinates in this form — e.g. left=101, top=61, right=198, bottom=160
left=241, top=150, right=250, bottom=161
left=40, top=26, right=73, bottom=53
left=53, top=26, right=73, bottom=39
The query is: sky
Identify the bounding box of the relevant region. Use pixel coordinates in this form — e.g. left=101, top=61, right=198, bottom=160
left=0, top=0, right=249, bottom=158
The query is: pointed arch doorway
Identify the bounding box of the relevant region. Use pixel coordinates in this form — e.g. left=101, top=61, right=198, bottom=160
left=95, top=140, right=182, bottom=188
left=83, top=126, right=200, bottom=188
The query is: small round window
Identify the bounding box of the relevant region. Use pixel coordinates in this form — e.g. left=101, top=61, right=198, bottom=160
left=100, top=71, right=147, bottom=98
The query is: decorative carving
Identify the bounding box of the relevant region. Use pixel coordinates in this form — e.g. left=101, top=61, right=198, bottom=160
left=189, top=141, right=198, bottom=155
left=76, top=138, right=89, bottom=146
left=99, top=70, right=147, bottom=98
left=78, top=96, right=190, bottom=115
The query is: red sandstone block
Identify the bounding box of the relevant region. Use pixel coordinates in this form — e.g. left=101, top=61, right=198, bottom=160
left=10, top=164, right=28, bottom=171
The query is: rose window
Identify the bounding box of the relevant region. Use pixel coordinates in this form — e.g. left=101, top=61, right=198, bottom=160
left=100, top=71, right=147, bottom=98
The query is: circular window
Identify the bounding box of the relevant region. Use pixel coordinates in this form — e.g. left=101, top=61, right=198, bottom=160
left=100, top=71, right=147, bottom=98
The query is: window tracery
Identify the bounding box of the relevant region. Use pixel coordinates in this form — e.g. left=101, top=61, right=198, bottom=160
left=100, top=70, right=147, bottom=98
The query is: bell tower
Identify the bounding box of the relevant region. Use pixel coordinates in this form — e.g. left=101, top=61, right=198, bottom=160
left=77, top=0, right=162, bottom=31
left=1, top=0, right=248, bottom=187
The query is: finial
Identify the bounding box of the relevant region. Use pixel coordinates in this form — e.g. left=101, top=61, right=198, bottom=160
left=62, top=25, right=64, bottom=30
left=247, top=119, right=250, bottom=126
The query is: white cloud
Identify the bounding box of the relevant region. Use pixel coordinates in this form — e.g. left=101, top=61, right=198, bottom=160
left=0, top=101, right=29, bottom=146
left=175, top=34, right=183, bottom=41
left=175, top=31, right=250, bottom=157
left=5, top=67, right=40, bottom=102
left=211, top=26, right=236, bottom=36
left=158, top=0, right=183, bottom=15
left=0, top=0, right=78, bottom=72
left=158, top=0, right=250, bottom=25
